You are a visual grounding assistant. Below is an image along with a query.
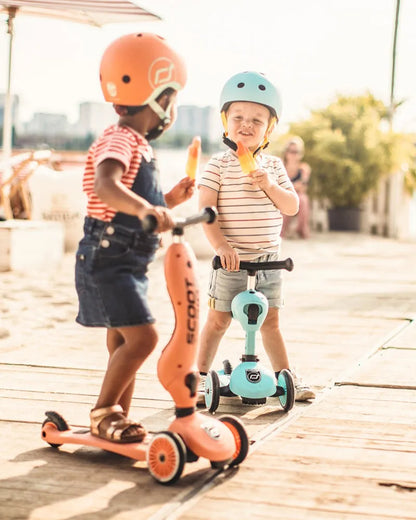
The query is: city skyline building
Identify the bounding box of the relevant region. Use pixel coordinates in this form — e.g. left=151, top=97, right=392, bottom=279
left=1, top=95, right=221, bottom=148
left=171, top=105, right=222, bottom=143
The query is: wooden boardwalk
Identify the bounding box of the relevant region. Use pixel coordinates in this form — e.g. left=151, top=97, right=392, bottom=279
left=1, top=232, right=415, bottom=519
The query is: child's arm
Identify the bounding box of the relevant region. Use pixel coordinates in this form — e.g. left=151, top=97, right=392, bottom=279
left=94, top=158, right=174, bottom=231
left=199, top=186, right=240, bottom=271
left=164, top=177, right=195, bottom=208
left=249, top=169, right=299, bottom=216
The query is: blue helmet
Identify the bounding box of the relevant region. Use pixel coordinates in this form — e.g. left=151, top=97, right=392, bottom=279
left=220, top=71, right=282, bottom=120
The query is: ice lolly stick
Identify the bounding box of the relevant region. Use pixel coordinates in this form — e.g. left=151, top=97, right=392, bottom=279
left=236, top=141, right=257, bottom=174
left=186, top=136, right=201, bottom=180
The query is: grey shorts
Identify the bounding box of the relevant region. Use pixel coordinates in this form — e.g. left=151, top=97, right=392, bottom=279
left=207, top=253, right=283, bottom=312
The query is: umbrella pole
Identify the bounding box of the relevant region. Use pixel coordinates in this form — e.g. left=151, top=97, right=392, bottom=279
left=2, top=7, right=17, bottom=174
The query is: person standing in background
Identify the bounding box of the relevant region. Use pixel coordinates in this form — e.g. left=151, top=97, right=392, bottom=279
left=281, top=136, right=311, bottom=239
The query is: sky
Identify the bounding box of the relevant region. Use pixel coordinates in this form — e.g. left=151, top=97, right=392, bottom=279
left=1, top=0, right=415, bottom=134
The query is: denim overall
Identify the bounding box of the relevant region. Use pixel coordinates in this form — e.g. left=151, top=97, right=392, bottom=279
left=75, top=157, right=165, bottom=328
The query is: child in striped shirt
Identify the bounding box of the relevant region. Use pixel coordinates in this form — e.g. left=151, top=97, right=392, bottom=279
left=75, top=33, right=195, bottom=444
left=197, top=71, right=315, bottom=402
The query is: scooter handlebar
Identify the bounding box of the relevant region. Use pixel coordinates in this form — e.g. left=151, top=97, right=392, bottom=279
left=212, top=256, right=294, bottom=272
left=142, top=206, right=217, bottom=233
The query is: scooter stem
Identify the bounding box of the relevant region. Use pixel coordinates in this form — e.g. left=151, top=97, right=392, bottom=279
left=245, top=330, right=257, bottom=356
left=157, top=235, right=199, bottom=413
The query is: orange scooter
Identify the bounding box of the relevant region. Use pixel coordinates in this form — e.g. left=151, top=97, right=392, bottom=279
left=41, top=207, right=249, bottom=485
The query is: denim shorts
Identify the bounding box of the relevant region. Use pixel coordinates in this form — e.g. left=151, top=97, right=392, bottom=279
left=75, top=217, right=160, bottom=328
left=207, top=253, right=283, bottom=312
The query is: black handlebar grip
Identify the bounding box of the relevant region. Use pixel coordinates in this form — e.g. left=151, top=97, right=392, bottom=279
left=212, top=256, right=222, bottom=270
left=142, top=214, right=158, bottom=233
left=212, top=256, right=294, bottom=272
left=205, top=206, right=218, bottom=224
left=179, top=206, right=218, bottom=228
left=142, top=206, right=218, bottom=234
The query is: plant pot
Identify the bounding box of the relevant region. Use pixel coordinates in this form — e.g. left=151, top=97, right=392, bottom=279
left=328, top=207, right=361, bottom=231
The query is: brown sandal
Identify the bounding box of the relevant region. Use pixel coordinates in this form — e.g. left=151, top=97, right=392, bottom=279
left=90, top=405, right=146, bottom=443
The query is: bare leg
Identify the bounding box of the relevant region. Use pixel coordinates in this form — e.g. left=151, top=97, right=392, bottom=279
left=106, top=329, right=135, bottom=415
left=93, top=323, right=158, bottom=439
left=296, top=193, right=310, bottom=239
left=260, top=307, right=289, bottom=371
left=198, top=309, right=232, bottom=373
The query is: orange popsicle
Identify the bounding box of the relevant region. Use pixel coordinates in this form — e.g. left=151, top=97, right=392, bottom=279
left=186, top=136, right=201, bottom=180
left=236, top=141, right=257, bottom=174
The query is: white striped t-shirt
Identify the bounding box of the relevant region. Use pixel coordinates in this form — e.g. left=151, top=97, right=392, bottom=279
left=82, top=124, right=153, bottom=222
left=198, top=149, right=293, bottom=260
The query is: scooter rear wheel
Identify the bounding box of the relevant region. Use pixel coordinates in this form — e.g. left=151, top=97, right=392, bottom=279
left=205, top=370, right=220, bottom=413
left=277, top=369, right=295, bottom=412
left=41, top=411, right=69, bottom=448
left=213, top=415, right=249, bottom=467
left=147, top=431, right=186, bottom=485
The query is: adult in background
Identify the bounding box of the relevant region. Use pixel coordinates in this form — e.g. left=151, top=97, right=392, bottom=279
left=281, top=136, right=311, bottom=239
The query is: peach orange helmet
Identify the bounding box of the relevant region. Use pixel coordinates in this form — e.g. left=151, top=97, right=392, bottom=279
left=100, top=33, right=187, bottom=107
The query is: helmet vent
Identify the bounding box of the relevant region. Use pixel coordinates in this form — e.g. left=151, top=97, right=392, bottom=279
left=122, top=75, right=131, bottom=83
left=237, top=82, right=245, bottom=88
left=258, top=84, right=266, bottom=91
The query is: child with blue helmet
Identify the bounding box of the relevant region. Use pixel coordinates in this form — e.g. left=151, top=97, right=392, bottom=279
left=197, top=71, right=315, bottom=402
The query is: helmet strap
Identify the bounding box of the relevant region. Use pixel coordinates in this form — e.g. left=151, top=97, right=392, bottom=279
left=253, top=116, right=277, bottom=155
left=148, top=98, right=172, bottom=127
left=221, top=111, right=228, bottom=134
left=222, top=134, right=237, bottom=151
left=221, top=111, right=238, bottom=151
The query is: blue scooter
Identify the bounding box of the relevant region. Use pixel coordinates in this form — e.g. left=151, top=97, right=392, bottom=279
left=204, top=256, right=295, bottom=414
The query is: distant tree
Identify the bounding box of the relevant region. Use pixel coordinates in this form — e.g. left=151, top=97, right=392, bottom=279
left=270, top=93, right=413, bottom=208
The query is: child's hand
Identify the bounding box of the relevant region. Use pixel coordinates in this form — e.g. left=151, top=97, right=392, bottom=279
left=165, top=177, right=195, bottom=208
left=216, top=244, right=240, bottom=271
left=249, top=169, right=273, bottom=191
left=143, top=206, right=175, bottom=232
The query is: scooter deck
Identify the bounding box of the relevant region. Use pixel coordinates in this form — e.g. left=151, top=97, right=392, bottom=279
left=41, top=422, right=149, bottom=461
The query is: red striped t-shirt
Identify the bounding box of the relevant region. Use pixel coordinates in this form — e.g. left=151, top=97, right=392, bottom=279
left=82, top=124, right=153, bottom=222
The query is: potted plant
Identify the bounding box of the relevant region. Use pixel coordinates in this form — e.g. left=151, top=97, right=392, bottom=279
left=282, top=93, right=409, bottom=230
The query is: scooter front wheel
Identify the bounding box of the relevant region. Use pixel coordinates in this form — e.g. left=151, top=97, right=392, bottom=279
left=210, top=415, right=249, bottom=468
left=277, top=369, right=295, bottom=412
left=205, top=370, right=220, bottom=413
left=147, top=431, right=186, bottom=485
left=41, top=411, right=70, bottom=448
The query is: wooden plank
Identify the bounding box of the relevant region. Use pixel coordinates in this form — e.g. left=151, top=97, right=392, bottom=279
left=385, top=321, right=416, bottom=349
left=305, top=386, right=416, bottom=423
left=0, top=363, right=170, bottom=399
left=337, top=348, right=416, bottom=388
left=0, top=395, right=176, bottom=433
left=0, top=422, right=212, bottom=520
left=1, top=235, right=416, bottom=520
left=0, top=364, right=298, bottom=443
left=179, top=385, right=416, bottom=520
left=178, top=490, right=416, bottom=520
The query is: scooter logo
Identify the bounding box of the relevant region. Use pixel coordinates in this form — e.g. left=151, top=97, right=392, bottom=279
left=149, top=57, right=175, bottom=89
left=246, top=369, right=261, bottom=383
left=201, top=422, right=221, bottom=440
left=185, top=277, right=197, bottom=344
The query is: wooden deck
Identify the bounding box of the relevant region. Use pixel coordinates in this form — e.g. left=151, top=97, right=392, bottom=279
left=1, top=232, right=415, bottom=519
